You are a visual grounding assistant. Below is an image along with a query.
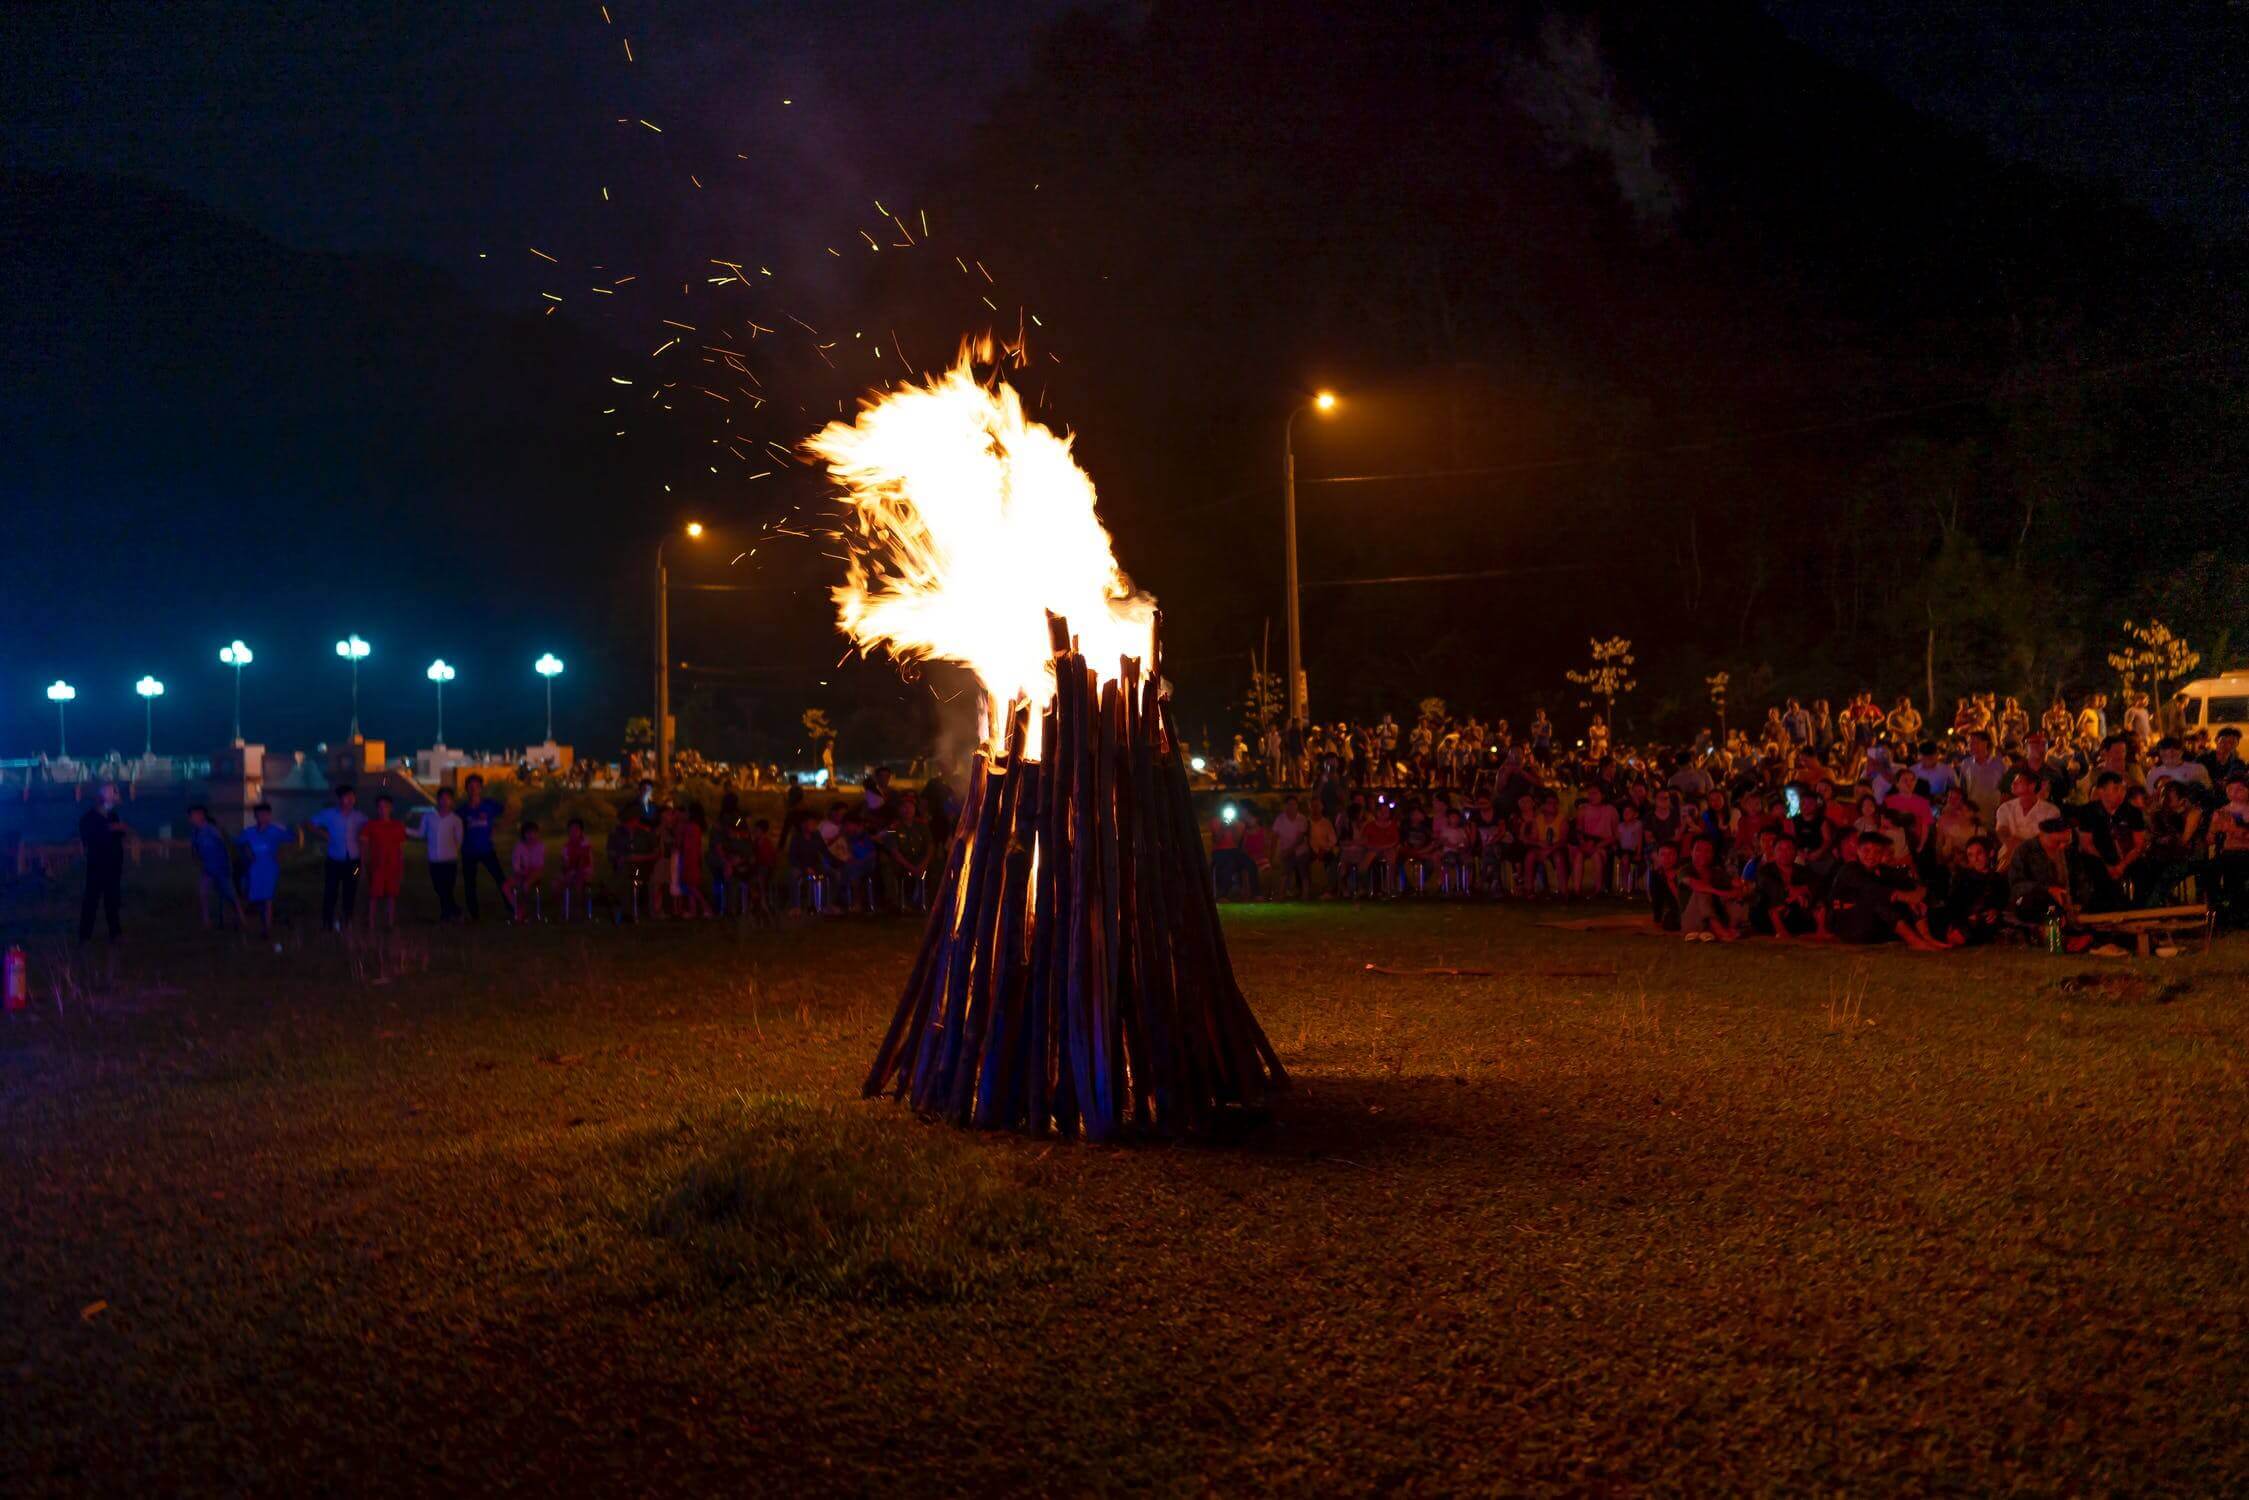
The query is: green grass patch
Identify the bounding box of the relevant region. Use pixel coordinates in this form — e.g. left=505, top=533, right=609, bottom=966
left=627, top=1094, right=1054, bottom=1303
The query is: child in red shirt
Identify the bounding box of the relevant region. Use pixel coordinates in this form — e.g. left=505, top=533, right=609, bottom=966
left=362, top=793, right=410, bottom=929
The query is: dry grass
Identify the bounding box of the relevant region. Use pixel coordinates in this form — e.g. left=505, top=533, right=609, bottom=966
left=4, top=864, right=2249, bottom=1493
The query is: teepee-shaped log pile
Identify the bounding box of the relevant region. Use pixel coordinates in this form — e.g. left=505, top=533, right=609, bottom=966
left=864, top=614, right=1287, bottom=1141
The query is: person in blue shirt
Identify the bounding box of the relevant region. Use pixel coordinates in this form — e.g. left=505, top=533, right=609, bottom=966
left=456, top=773, right=515, bottom=921
left=307, top=784, right=369, bottom=931
left=236, top=802, right=293, bottom=942
left=186, top=804, right=242, bottom=930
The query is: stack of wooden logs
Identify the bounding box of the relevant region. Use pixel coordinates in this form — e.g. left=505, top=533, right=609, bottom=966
left=863, top=613, right=1288, bottom=1141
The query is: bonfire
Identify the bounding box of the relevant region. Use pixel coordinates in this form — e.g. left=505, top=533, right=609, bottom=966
left=810, top=354, right=1287, bottom=1141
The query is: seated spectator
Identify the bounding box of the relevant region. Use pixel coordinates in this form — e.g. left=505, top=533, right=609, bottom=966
left=1677, top=836, right=1750, bottom=941
left=1270, top=796, right=1312, bottom=898
left=1647, top=842, right=1684, bottom=931
left=1827, top=837, right=1951, bottom=950
left=2141, top=779, right=2206, bottom=903
left=2006, top=815, right=2082, bottom=929
left=2074, top=771, right=2146, bottom=911
left=1942, top=836, right=2009, bottom=945
left=2212, top=777, right=2249, bottom=926
left=1992, top=770, right=2060, bottom=861
left=1752, top=834, right=1822, bottom=939
left=1209, top=806, right=1260, bottom=901
left=1569, top=781, right=1620, bottom=896
left=2146, top=737, right=2212, bottom=799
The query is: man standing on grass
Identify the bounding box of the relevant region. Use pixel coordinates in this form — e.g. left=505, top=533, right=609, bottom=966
left=456, top=774, right=512, bottom=921
left=309, top=784, right=368, bottom=931
left=410, top=788, right=465, bottom=922
left=1956, top=730, right=2009, bottom=818
left=78, top=779, right=128, bottom=944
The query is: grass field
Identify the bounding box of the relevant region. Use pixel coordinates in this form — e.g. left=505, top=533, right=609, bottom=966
left=5, top=863, right=2248, bottom=1494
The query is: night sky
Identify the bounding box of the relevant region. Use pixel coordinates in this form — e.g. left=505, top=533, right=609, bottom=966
left=4, top=1, right=2242, bottom=759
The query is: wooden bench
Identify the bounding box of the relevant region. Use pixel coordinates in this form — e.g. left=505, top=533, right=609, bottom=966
left=2076, top=903, right=2217, bottom=956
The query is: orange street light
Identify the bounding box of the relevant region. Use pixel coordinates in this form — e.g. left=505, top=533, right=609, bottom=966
left=656, top=521, right=708, bottom=785
left=1285, top=391, right=1342, bottom=729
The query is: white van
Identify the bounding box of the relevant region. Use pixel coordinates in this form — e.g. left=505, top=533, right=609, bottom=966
left=2171, top=673, right=2249, bottom=739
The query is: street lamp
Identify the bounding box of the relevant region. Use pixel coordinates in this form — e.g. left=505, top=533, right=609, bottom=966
left=426, top=658, right=456, bottom=745
left=335, top=634, right=372, bottom=739
left=534, top=653, right=564, bottom=743
left=219, top=639, right=253, bottom=744
left=1284, top=389, right=1340, bottom=729
left=45, top=680, right=75, bottom=758
left=135, top=675, right=165, bottom=758
left=655, top=521, right=706, bottom=786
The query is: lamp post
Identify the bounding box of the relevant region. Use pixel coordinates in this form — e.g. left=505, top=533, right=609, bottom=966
left=335, top=634, right=371, bottom=739
left=1283, top=389, right=1340, bottom=729
left=219, top=639, right=253, bottom=744
left=426, top=659, right=456, bottom=745
left=135, top=675, right=165, bottom=758
left=655, top=521, right=705, bottom=787
left=45, top=680, right=75, bottom=758
left=534, top=653, right=564, bottom=743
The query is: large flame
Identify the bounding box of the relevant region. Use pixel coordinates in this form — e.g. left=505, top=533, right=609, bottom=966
left=812, top=354, right=1156, bottom=756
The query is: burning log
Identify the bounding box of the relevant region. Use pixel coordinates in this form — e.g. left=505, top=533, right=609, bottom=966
left=862, top=614, right=1286, bottom=1141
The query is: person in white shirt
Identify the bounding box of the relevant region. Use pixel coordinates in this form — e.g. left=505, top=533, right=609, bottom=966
left=409, top=787, right=466, bottom=921
left=1992, top=770, right=2060, bottom=859
left=2146, top=737, right=2212, bottom=795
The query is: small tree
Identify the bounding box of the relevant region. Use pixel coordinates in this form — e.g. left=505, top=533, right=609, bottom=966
left=802, top=707, right=837, bottom=778
left=2107, top=618, right=2200, bottom=705
left=1706, top=671, right=1730, bottom=739
left=1566, top=636, right=1638, bottom=730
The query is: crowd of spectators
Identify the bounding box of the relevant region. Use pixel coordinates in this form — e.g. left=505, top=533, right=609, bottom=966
left=1202, top=690, right=2249, bottom=951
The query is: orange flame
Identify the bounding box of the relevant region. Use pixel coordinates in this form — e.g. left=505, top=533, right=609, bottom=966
left=812, top=351, right=1155, bottom=757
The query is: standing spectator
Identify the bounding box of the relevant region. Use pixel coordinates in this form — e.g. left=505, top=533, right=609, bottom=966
left=236, top=802, right=292, bottom=941
left=78, top=780, right=128, bottom=944
left=410, top=788, right=465, bottom=922
left=309, top=784, right=368, bottom=931
left=456, top=774, right=512, bottom=921
left=361, top=793, right=409, bottom=929
left=186, top=805, right=240, bottom=930
left=1956, top=731, right=2009, bottom=817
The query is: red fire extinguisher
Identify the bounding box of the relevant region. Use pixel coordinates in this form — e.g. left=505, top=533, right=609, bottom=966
left=3, top=945, right=26, bottom=1012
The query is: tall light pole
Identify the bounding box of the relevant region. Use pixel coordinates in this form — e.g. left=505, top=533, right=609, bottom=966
left=45, top=680, right=75, bottom=758
left=335, top=634, right=371, bottom=739
left=1283, top=389, right=1340, bottom=729
left=655, top=521, right=704, bottom=787
left=135, top=676, right=165, bottom=758
left=535, top=653, right=564, bottom=743
left=219, top=640, right=253, bottom=744
left=426, top=659, right=456, bottom=745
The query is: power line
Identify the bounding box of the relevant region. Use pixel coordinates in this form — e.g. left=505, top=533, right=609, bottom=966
left=1301, top=563, right=1599, bottom=590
